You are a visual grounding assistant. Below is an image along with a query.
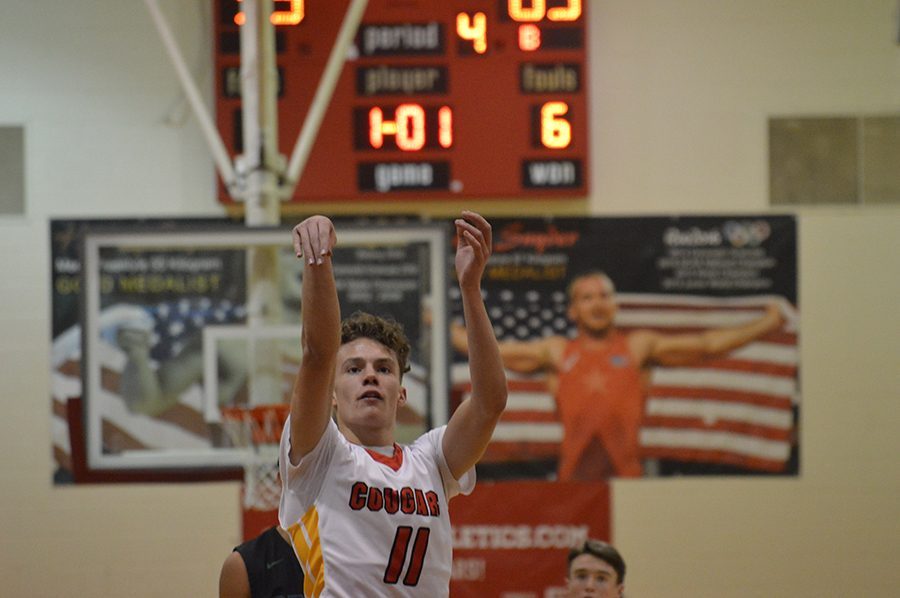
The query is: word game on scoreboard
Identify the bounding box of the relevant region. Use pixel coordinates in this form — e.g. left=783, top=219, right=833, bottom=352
left=214, top=0, right=588, bottom=202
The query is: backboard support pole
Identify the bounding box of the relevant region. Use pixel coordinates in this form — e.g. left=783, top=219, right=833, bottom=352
left=142, top=0, right=240, bottom=197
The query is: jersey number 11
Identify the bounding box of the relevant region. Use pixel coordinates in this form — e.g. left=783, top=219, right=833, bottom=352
left=383, top=526, right=431, bottom=586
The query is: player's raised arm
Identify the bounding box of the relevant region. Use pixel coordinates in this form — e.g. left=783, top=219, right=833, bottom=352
left=638, top=302, right=785, bottom=367
left=287, top=215, right=341, bottom=464
left=443, top=211, right=508, bottom=479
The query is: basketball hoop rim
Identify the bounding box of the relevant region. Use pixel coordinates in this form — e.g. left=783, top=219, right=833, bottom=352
left=220, top=404, right=290, bottom=447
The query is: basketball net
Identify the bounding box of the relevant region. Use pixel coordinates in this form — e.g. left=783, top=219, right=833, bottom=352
left=221, top=404, right=290, bottom=539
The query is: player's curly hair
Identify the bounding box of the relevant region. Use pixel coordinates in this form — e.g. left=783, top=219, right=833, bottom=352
left=340, top=311, right=411, bottom=378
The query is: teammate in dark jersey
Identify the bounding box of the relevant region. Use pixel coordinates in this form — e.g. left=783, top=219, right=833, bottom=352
left=219, top=525, right=304, bottom=598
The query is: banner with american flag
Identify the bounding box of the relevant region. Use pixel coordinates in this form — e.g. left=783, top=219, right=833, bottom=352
left=49, top=217, right=436, bottom=483
left=50, top=218, right=240, bottom=483
left=449, top=215, right=798, bottom=479
left=50, top=215, right=796, bottom=484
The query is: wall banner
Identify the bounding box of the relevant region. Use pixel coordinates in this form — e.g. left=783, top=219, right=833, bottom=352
left=449, top=215, right=798, bottom=480
left=49, top=218, right=443, bottom=482
left=449, top=481, right=610, bottom=597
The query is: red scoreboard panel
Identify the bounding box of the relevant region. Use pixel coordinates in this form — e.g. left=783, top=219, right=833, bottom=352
left=214, top=0, right=588, bottom=202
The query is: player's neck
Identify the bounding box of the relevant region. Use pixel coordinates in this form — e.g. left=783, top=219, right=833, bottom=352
left=340, top=421, right=395, bottom=448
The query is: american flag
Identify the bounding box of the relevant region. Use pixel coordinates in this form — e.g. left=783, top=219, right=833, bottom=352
left=51, top=298, right=430, bottom=476
left=52, top=292, right=798, bottom=478
left=51, top=299, right=247, bottom=474
left=450, top=288, right=799, bottom=476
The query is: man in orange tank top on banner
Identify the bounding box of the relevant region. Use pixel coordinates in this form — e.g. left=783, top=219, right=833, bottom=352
left=453, top=271, right=784, bottom=480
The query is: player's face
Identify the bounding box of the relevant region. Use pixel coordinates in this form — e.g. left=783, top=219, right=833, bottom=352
left=568, top=275, right=617, bottom=335
left=566, top=554, right=623, bottom=597
left=333, top=337, right=406, bottom=434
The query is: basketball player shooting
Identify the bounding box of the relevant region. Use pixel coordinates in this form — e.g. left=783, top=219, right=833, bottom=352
left=277, top=211, right=507, bottom=596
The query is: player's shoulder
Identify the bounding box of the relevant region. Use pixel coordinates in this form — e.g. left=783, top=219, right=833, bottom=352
left=409, top=424, right=445, bottom=446
left=406, top=425, right=447, bottom=459
left=234, top=527, right=275, bottom=559
left=219, top=550, right=250, bottom=598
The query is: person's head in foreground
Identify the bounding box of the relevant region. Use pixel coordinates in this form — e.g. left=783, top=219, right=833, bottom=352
left=566, top=538, right=626, bottom=597
left=332, top=311, right=411, bottom=444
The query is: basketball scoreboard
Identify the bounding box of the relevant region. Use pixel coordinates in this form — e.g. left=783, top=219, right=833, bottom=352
left=213, top=0, right=588, bottom=202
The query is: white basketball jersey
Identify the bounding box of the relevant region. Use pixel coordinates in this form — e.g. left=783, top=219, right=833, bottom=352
left=279, top=417, right=475, bottom=597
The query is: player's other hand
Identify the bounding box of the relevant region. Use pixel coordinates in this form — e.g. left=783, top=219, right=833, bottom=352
left=292, top=215, right=337, bottom=265
left=454, top=210, right=492, bottom=290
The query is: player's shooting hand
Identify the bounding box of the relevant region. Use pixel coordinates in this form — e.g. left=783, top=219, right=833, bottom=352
left=454, top=210, right=492, bottom=290
left=292, top=215, right=336, bottom=265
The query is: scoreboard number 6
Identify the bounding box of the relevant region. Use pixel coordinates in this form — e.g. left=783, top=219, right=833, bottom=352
left=540, top=101, right=572, bottom=149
